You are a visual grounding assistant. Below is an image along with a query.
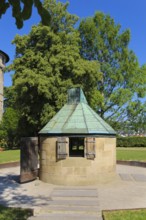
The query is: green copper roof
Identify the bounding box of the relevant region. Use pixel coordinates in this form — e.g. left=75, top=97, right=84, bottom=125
left=39, top=88, right=116, bottom=136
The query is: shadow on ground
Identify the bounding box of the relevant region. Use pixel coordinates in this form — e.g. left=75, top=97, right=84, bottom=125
left=0, top=172, right=52, bottom=208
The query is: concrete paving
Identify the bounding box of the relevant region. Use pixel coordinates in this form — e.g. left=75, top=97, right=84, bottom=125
left=0, top=165, right=146, bottom=219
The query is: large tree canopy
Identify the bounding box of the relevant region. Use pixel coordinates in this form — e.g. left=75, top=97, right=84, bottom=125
left=79, top=12, right=146, bottom=122
left=0, top=0, right=51, bottom=28
left=7, top=0, right=100, bottom=136
left=4, top=2, right=146, bottom=139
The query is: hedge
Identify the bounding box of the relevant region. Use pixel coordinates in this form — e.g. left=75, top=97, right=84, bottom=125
left=117, top=137, right=146, bottom=147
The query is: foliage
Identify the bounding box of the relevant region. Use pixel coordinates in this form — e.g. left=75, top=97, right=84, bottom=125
left=7, top=0, right=101, bottom=137
left=4, top=86, right=17, bottom=109
left=103, top=209, right=146, bottom=220
left=0, top=149, right=20, bottom=163
left=43, top=0, right=78, bottom=33
left=5, top=1, right=145, bottom=137
left=117, top=137, right=146, bottom=148
left=0, top=0, right=51, bottom=28
left=0, top=107, right=19, bottom=149
left=108, top=102, right=146, bottom=134
left=79, top=12, right=146, bottom=121
left=125, top=100, right=146, bottom=134
left=117, top=148, right=146, bottom=161
left=0, top=139, right=8, bottom=150
left=0, top=205, right=32, bottom=220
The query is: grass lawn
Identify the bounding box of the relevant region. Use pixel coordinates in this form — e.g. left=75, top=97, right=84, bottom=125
left=0, top=205, right=33, bottom=220
left=116, top=148, right=146, bottom=162
left=1, top=148, right=146, bottom=164
left=103, top=209, right=146, bottom=220
left=0, top=149, right=20, bottom=164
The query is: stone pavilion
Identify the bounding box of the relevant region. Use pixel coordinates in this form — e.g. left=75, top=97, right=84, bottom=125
left=39, top=88, right=116, bottom=185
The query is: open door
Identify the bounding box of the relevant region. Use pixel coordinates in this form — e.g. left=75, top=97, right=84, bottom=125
left=20, top=137, right=38, bottom=183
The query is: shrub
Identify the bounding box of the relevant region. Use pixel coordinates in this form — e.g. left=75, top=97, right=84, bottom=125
left=117, top=136, right=146, bottom=147
left=0, top=205, right=33, bottom=220
left=0, top=139, right=8, bottom=150
left=0, top=108, right=20, bottom=150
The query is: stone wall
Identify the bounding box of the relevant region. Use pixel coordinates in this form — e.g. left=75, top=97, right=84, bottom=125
left=0, top=51, right=9, bottom=121
left=39, top=136, right=116, bottom=185
left=0, top=58, right=4, bottom=121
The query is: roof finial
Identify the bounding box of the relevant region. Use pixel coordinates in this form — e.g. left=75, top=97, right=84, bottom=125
left=67, top=88, right=88, bottom=104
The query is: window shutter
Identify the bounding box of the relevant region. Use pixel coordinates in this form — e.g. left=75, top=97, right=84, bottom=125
left=57, top=137, right=67, bottom=159
left=85, top=137, right=96, bottom=159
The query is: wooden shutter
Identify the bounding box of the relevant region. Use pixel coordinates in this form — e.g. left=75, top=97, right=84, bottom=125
left=85, top=137, right=96, bottom=159
left=57, top=137, right=67, bottom=160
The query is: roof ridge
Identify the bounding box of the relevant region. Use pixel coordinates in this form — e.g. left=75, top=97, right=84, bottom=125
left=81, top=103, right=89, bottom=133
left=62, top=104, right=78, bottom=129
left=85, top=103, right=115, bottom=133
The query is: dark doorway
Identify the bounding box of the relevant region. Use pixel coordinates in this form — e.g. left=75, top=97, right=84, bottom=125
left=69, top=137, right=84, bottom=157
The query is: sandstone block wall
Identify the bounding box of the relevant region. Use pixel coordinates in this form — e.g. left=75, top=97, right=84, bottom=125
left=39, top=136, right=116, bottom=185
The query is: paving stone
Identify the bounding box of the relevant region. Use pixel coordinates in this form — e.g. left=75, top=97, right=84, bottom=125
left=119, top=173, right=132, bottom=181
left=51, top=189, right=98, bottom=197
left=28, top=213, right=102, bottom=220
left=132, top=174, right=146, bottom=182
left=40, top=205, right=100, bottom=212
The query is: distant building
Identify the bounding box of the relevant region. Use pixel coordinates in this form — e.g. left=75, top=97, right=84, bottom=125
left=0, top=50, right=9, bottom=120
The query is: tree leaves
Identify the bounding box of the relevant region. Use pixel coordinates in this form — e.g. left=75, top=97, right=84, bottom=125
left=79, top=12, right=145, bottom=122
left=21, top=0, right=33, bottom=21
left=0, top=0, right=51, bottom=28
left=0, top=0, right=9, bottom=18
left=6, top=1, right=101, bottom=136
left=34, top=0, right=51, bottom=26
left=9, top=0, right=23, bottom=29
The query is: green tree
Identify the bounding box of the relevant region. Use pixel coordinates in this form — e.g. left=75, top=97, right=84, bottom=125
left=0, top=107, right=19, bottom=149
left=7, top=0, right=100, bottom=136
left=4, top=86, right=17, bottom=109
left=126, top=101, right=146, bottom=134
left=0, top=0, right=51, bottom=29
left=79, top=12, right=146, bottom=122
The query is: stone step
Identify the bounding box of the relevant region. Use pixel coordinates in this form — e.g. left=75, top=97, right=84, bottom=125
left=51, top=189, right=98, bottom=198
left=34, top=206, right=101, bottom=215
left=28, top=212, right=103, bottom=220
left=28, top=188, right=101, bottom=220
left=54, top=187, right=98, bottom=190
left=48, top=199, right=100, bottom=206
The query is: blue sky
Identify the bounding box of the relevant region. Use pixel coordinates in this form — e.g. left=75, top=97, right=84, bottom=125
left=1, top=0, right=146, bottom=87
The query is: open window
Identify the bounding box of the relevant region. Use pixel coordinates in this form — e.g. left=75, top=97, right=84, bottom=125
left=85, top=137, right=96, bottom=159
left=69, top=137, right=84, bottom=157
left=57, top=137, right=67, bottom=160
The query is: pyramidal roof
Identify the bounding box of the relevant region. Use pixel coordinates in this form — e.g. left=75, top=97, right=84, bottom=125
left=39, top=88, right=116, bottom=136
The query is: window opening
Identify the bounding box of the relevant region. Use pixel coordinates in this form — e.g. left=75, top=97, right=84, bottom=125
left=69, top=137, right=84, bottom=157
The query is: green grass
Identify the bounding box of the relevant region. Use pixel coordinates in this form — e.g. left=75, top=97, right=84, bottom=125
left=0, top=149, right=20, bottom=164
left=103, top=209, right=146, bottom=220
left=1, top=148, right=146, bottom=164
left=0, top=205, right=33, bottom=220
left=116, top=148, right=146, bottom=162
